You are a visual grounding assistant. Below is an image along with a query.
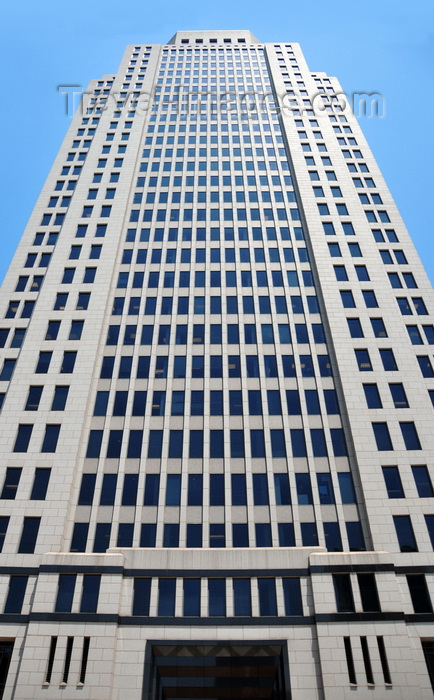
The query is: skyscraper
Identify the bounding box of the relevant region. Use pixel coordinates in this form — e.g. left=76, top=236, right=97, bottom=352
left=0, top=27, right=433, bottom=698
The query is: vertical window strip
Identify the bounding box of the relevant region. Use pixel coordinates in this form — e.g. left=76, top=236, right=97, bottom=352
left=360, top=637, right=374, bottom=684
left=45, top=636, right=58, bottom=684
left=79, top=637, right=90, bottom=684
left=344, top=637, right=357, bottom=685
left=377, top=637, right=392, bottom=684
left=62, top=637, right=74, bottom=684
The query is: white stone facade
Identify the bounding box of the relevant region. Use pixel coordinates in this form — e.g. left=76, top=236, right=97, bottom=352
left=0, top=29, right=433, bottom=699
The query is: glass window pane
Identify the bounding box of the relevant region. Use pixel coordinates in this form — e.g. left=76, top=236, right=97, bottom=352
left=132, top=578, right=151, bottom=615
left=80, top=575, right=101, bottom=613
left=258, top=578, right=277, bottom=616
left=183, top=579, right=201, bottom=616
left=282, top=578, right=303, bottom=615
left=208, top=579, right=226, bottom=616
left=158, top=579, right=176, bottom=616
left=233, top=579, right=252, bottom=616
left=393, top=515, right=418, bottom=552
left=55, top=574, right=76, bottom=613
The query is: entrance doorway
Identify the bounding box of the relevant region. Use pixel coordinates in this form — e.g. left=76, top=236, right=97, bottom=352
left=144, top=641, right=290, bottom=699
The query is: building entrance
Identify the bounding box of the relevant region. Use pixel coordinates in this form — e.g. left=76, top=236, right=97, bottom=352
left=144, top=642, right=290, bottom=699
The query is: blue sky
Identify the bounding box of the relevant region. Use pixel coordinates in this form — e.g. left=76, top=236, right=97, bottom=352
left=1, top=0, right=433, bottom=283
